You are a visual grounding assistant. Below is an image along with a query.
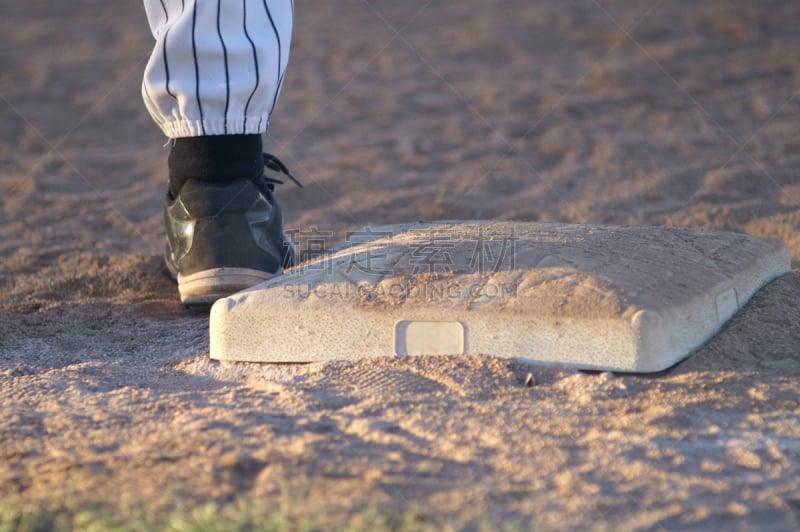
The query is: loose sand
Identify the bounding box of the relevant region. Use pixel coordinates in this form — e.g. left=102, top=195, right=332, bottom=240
left=1, top=1, right=799, bottom=529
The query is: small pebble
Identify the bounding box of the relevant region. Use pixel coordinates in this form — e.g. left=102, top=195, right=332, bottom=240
left=525, top=373, right=535, bottom=387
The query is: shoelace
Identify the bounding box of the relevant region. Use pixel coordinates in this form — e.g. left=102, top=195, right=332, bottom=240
left=262, top=153, right=304, bottom=189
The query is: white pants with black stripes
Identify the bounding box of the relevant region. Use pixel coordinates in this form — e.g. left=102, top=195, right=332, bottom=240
left=142, top=0, right=293, bottom=138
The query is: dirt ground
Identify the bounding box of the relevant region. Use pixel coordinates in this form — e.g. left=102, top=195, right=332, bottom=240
left=1, top=0, right=799, bottom=530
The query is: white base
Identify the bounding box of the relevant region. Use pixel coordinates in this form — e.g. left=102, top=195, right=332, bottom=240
left=209, top=222, right=790, bottom=372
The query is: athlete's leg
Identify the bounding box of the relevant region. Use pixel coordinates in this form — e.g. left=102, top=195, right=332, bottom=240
left=141, top=0, right=299, bottom=308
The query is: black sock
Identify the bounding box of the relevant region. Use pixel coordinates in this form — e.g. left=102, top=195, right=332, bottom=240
left=168, top=134, right=263, bottom=197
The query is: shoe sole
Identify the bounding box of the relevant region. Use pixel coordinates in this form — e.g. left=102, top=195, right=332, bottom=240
left=177, top=267, right=278, bottom=309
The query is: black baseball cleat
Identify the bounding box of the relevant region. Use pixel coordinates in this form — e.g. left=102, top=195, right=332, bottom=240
left=164, top=153, right=303, bottom=308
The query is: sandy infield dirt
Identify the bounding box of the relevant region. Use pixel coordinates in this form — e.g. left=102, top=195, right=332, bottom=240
left=1, top=1, right=799, bottom=529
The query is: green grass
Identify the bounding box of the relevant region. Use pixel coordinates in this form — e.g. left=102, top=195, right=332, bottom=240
left=0, top=496, right=459, bottom=532
left=0, top=481, right=539, bottom=532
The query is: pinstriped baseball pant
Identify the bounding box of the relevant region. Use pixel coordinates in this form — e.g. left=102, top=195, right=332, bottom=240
left=142, top=0, right=293, bottom=139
